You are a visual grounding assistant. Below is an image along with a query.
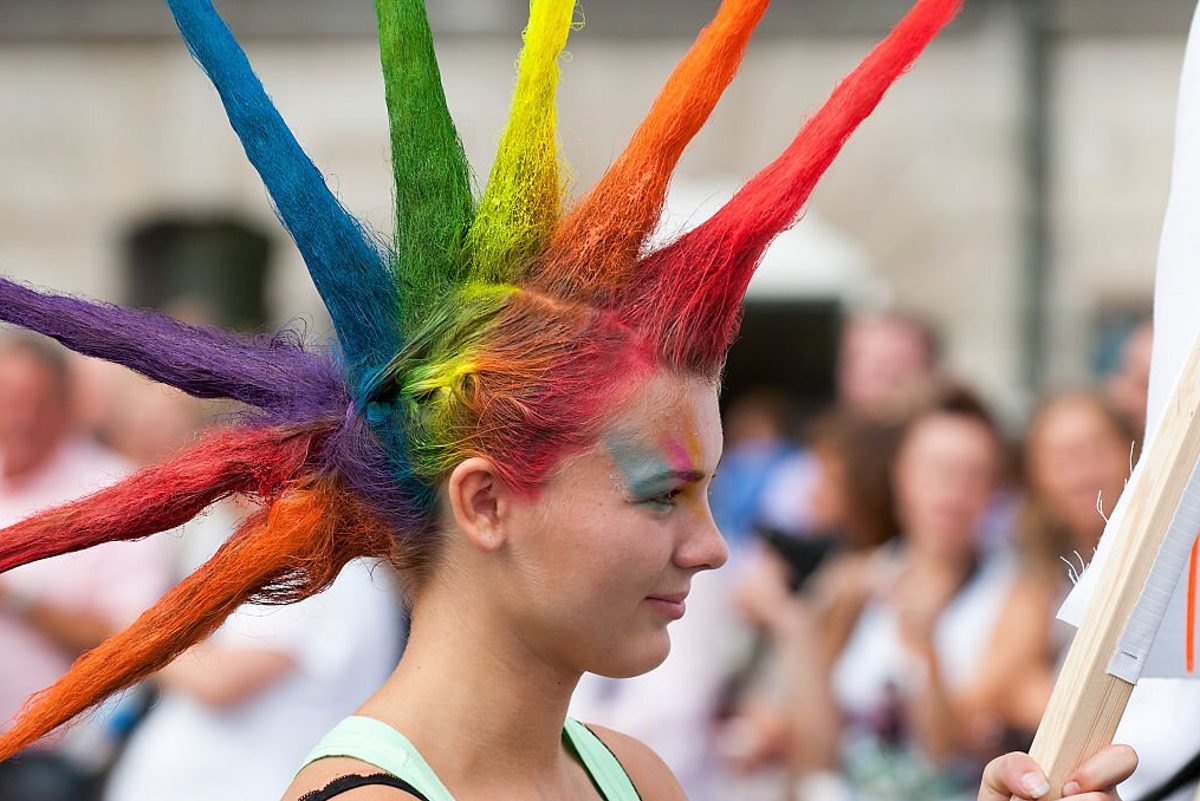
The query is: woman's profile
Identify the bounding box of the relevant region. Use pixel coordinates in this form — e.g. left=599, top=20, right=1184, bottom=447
left=0, top=0, right=1136, bottom=798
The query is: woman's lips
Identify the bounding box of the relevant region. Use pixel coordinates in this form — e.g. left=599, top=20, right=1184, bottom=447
left=645, top=593, right=688, bottom=620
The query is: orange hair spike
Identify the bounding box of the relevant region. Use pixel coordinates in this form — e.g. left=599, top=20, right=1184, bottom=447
left=531, top=0, right=769, bottom=301
left=0, top=478, right=393, bottom=760
left=630, top=0, right=963, bottom=369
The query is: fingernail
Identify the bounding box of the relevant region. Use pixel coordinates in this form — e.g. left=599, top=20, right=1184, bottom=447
left=1062, top=781, right=1081, bottom=796
left=1021, top=771, right=1051, bottom=798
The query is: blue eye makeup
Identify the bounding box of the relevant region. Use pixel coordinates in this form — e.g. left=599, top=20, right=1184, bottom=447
left=604, top=434, right=706, bottom=509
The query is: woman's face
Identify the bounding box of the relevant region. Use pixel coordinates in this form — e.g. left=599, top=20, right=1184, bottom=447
left=1028, top=396, right=1130, bottom=544
left=497, top=371, right=728, bottom=679
left=893, top=413, right=997, bottom=558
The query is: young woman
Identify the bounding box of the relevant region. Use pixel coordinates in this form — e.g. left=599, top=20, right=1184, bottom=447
left=971, top=393, right=1138, bottom=747
left=746, top=391, right=1017, bottom=796
left=289, top=372, right=727, bottom=800
left=929, top=391, right=1138, bottom=747
left=0, top=0, right=1135, bottom=799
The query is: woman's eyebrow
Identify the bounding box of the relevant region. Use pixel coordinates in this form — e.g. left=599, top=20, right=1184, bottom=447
left=603, top=434, right=710, bottom=490
left=660, top=468, right=707, bottom=484
left=622, top=467, right=707, bottom=496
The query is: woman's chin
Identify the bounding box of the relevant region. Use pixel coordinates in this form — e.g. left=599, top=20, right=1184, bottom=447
left=589, top=630, right=672, bottom=679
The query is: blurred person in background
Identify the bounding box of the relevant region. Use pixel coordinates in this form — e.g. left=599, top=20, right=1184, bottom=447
left=895, top=390, right=1138, bottom=779
left=709, top=389, right=808, bottom=549
left=800, top=410, right=905, bottom=553
left=755, top=309, right=944, bottom=536
left=752, top=388, right=1017, bottom=800
left=70, top=357, right=134, bottom=449
left=102, top=378, right=212, bottom=467
left=103, top=548, right=404, bottom=801
left=97, top=372, right=406, bottom=801
left=836, top=310, right=943, bottom=423
left=717, top=410, right=904, bottom=791
left=1020, top=393, right=1132, bottom=585
left=1106, top=320, right=1153, bottom=440
left=0, top=334, right=170, bottom=801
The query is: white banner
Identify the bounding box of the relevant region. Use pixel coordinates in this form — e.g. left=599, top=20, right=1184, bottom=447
left=1060, top=0, right=1200, bottom=680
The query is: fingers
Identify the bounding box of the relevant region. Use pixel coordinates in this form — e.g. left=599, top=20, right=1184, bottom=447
left=1063, top=744, right=1138, bottom=796
left=979, top=746, right=1137, bottom=801
left=979, top=752, right=1051, bottom=801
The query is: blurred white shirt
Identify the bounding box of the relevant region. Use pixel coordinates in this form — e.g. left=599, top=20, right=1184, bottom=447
left=104, top=556, right=403, bottom=801
left=0, top=437, right=169, bottom=744
left=833, top=550, right=1018, bottom=718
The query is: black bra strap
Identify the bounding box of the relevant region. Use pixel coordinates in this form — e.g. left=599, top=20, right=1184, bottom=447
left=298, top=773, right=432, bottom=801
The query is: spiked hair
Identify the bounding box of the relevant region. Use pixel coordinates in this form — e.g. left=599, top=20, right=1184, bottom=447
left=0, top=0, right=960, bottom=757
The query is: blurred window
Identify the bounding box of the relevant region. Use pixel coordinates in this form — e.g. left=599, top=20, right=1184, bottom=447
left=723, top=299, right=840, bottom=420
left=124, top=217, right=272, bottom=331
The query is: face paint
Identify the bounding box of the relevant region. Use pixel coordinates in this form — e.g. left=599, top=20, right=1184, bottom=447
left=604, top=434, right=676, bottom=501
left=604, top=426, right=707, bottom=512
left=661, top=426, right=704, bottom=474
left=662, top=429, right=713, bottom=515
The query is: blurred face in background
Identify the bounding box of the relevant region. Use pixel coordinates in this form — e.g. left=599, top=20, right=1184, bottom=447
left=1027, top=394, right=1131, bottom=549
left=893, top=412, right=998, bottom=560
left=0, top=344, right=72, bottom=480
left=107, top=380, right=205, bottom=466
left=838, top=316, right=936, bottom=417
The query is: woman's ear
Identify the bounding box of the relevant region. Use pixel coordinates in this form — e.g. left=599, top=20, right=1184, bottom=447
left=446, top=457, right=507, bottom=553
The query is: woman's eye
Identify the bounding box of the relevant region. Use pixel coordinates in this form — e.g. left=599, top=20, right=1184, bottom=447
left=642, top=487, right=684, bottom=509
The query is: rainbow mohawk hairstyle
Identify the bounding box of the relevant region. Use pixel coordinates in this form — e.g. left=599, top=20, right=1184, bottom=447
left=0, top=0, right=960, bottom=757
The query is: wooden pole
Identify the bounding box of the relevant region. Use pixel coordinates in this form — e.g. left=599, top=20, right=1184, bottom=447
left=1018, top=333, right=1200, bottom=800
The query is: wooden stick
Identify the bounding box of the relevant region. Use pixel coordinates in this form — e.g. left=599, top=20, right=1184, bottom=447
left=1018, top=334, right=1200, bottom=800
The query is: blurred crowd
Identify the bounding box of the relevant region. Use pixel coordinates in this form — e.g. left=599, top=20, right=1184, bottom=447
left=0, top=333, right=405, bottom=801
left=0, top=307, right=1181, bottom=801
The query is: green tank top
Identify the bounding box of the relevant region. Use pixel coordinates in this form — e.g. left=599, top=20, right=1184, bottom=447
left=301, top=716, right=642, bottom=801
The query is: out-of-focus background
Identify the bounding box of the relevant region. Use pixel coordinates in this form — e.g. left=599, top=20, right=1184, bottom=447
left=0, top=1, right=1196, bottom=800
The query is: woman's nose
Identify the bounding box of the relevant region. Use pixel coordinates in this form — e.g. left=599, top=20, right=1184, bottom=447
left=678, top=512, right=729, bottom=572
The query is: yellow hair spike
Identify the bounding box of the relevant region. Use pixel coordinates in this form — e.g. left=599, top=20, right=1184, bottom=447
left=467, top=0, right=576, bottom=284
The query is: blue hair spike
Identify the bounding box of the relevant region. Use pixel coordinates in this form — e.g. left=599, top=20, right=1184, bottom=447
left=164, top=0, right=402, bottom=386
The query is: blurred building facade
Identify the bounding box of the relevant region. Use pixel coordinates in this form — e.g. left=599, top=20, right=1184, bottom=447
left=0, top=0, right=1192, bottom=417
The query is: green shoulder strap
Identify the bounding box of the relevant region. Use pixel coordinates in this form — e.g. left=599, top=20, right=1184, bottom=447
left=302, top=716, right=641, bottom=801
left=301, top=715, right=455, bottom=801
left=563, top=718, right=643, bottom=801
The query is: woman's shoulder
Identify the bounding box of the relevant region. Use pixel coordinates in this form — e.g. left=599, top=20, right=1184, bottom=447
left=585, top=724, right=687, bottom=801
left=282, top=758, right=423, bottom=801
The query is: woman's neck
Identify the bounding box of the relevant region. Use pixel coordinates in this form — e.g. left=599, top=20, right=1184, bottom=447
left=357, top=585, right=586, bottom=796
left=906, top=537, right=976, bottom=575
